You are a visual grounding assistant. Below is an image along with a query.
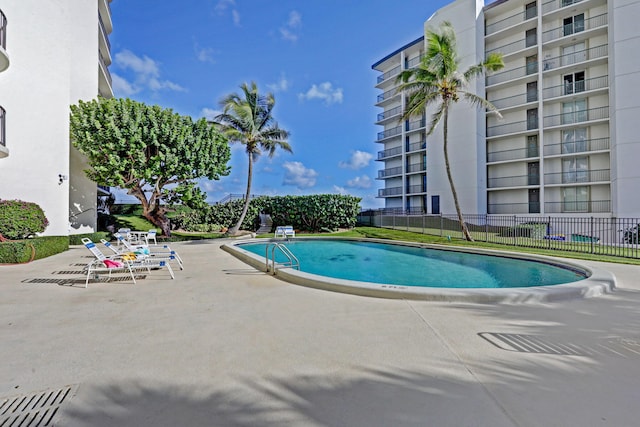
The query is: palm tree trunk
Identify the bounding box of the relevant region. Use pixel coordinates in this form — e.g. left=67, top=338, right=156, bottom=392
left=442, top=105, right=474, bottom=242
left=228, top=153, right=254, bottom=235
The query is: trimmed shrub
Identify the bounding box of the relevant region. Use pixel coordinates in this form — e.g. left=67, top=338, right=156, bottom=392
left=0, top=199, right=49, bottom=240
left=0, top=236, right=68, bottom=263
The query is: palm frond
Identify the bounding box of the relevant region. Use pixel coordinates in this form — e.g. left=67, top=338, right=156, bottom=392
left=461, top=91, right=502, bottom=119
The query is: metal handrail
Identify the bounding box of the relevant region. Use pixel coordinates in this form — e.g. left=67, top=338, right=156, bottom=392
left=377, top=65, right=401, bottom=84
left=0, top=9, right=6, bottom=50
left=542, top=0, right=585, bottom=15
left=542, top=44, right=608, bottom=72
left=266, top=243, right=299, bottom=274
left=542, top=13, right=607, bottom=43
left=485, top=8, right=536, bottom=36
left=542, top=75, right=608, bottom=100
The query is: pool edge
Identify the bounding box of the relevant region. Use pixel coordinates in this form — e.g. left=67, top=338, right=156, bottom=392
left=220, top=237, right=617, bottom=304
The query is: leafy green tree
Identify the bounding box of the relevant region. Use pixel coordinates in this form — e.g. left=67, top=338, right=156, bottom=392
left=213, top=82, right=291, bottom=236
left=70, top=97, right=231, bottom=236
left=397, top=21, right=504, bottom=241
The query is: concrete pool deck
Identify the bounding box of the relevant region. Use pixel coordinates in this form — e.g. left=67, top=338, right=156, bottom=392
left=1, top=238, right=640, bottom=426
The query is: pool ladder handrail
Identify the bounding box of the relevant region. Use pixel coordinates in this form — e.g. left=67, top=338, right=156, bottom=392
left=265, top=242, right=300, bottom=274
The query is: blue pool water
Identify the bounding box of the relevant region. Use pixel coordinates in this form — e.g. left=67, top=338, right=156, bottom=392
left=238, top=240, right=587, bottom=289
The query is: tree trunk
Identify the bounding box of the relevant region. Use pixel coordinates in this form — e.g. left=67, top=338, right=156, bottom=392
left=228, top=153, right=253, bottom=236
left=442, top=105, right=474, bottom=242
left=129, top=185, right=172, bottom=237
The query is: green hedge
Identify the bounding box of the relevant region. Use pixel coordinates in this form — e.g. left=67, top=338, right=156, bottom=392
left=69, top=232, right=111, bottom=246
left=0, top=236, right=69, bottom=264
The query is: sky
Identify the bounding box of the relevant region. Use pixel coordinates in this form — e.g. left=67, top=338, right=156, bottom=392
left=109, top=0, right=478, bottom=208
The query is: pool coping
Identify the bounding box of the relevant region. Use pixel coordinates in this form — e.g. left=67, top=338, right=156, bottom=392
left=220, top=237, right=617, bottom=303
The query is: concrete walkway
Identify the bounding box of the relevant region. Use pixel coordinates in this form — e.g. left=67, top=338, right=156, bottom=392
left=1, top=239, right=640, bottom=426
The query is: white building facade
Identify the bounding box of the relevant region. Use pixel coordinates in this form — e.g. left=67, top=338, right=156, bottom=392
left=0, top=0, right=113, bottom=235
left=373, top=0, right=640, bottom=218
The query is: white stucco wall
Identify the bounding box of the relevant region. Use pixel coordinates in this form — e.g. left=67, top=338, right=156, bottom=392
left=0, top=0, right=103, bottom=236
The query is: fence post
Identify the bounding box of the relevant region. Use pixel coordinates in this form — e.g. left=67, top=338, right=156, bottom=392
left=513, top=215, right=517, bottom=246
left=440, top=214, right=443, bottom=238
left=548, top=216, right=552, bottom=249
left=422, top=214, right=425, bottom=235
left=590, top=216, right=594, bottom=254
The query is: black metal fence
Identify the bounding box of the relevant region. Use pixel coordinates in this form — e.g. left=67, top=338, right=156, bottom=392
left=357, top=210, right=640, bottom=260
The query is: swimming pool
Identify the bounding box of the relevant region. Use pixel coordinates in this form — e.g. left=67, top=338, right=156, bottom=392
left=221, top=238, right=616, bottom=302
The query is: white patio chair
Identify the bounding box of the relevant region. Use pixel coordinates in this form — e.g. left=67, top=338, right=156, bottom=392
left=101, top=238, right=183, bottom=270
left=113, top=232, right=184, bottom=268
left=274, top=225, right=295, bottom=238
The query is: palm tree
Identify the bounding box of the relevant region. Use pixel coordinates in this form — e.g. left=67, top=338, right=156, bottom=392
left=397, top=21, right=504, bottom=241
left=214, top=82, right=292, bottom=235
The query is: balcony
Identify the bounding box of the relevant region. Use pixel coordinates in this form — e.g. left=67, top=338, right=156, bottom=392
left=376, top=125, right=402, bottom=142
left=542, top=44, right=608, bottom=73
left=487, top=146, right=538, bottom=163
left=542, top=106, right=609, bottom=128
left=488, top=174, right=539, bottom=189
left=406, top=55, right=424, bottom=69
left=407, top=140, right=426, bottom=153
left=407, top=185, right=426, bottom=195
left=543, top=137, right=610, bottom=156
left=98, top=0, right=113, bottom=33
left=406, top=162, right=426, bottom=174
left=489, top=91, right=537, bottom=110
left=487, top=203, right=538, bottom=214
left=98, top=50, right=114, bottom=98
left=544, top=199, right=610, bottom=213
left=542, top=13, right=607, bottom=44
left=378, top=187, right=403, bottom=197
left=486, top=34, right=537, bottom=57
left=377, top=146, right=402, bottom=160
left=405, top=118, right=425, bottom=132
left=542, top=75, right=608, bottom=100
left=378, top=166, right=403, bottom=179
left=485, top=8, right=537, bottom=37
left=486, top=62, right=538, bottom=87
left=376, top=105, right=402, bottom=123
left=376, top=88, right=399, bottom=105
left=0, top=9, right=8, bottom=72
left=544, top=168, right=610, bottom=185
left=542, top=0, right=585, bottom=16
left=377, top=65, right=401, bottom=85
left=0, top=106, right=6, bottom=158
left=487, top=117, right=538, bottom=138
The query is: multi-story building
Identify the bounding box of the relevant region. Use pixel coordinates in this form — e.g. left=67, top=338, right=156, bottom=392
left=0, top=0, right=113, bottom=235
left=373, top=0, right=640, bottom=218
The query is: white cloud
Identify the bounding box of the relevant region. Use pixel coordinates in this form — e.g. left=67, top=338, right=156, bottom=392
left=200, top=108, right=221, bottom=121
left=194, top=44, right=216, bottom=63
left=267, top=74, right=290, bottom=93
left=282, top=161, right=318, bottom=189
left=279, top=11, right=302, bottom=42
left=114, top=49, right=185, bottom=93
left=232, top=10, right=241, bottom=26
left=339, top=150, right=373, bottom=170
left=346, top=175, right=372, bottom=189
left=333, top=185, right=348, bottom=194
left=215, top=0, right=240, bottom=26
left=111, top=72, right=138, bottom=96
left=298, top=82, right=343, bottom=105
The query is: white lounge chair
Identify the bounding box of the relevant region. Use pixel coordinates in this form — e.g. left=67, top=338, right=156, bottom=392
left=101, top=238, right=183, bottom=270
left=274, top=225, right=295, bottom=238
left=113, top=232, right=184, bottom=267
left=81, top=238, right=174, bottom=288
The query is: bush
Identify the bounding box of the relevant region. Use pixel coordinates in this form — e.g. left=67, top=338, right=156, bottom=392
left=69, top=232, right=111, bottom=246
left=0, top=199, right=49, bottom=240
left=0, top=236, right=68, bottom=263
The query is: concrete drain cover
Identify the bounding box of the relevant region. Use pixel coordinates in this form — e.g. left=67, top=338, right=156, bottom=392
left=0, top=385, right=76, bottom=426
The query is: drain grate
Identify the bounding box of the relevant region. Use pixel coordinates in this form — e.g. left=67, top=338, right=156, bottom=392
left=0, top=385, right=76, bottom=427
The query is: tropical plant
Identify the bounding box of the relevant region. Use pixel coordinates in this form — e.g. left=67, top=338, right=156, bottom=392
left=396, top=21, right=504, bottom=241
left=213, top=82, right=291, bottom=235
left=69, top=97, right=231, bottom=237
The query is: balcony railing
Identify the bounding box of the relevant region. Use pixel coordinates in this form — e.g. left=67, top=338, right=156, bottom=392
left=406, top=118, right=425, bottom=132
left=544, top=200, right=610, bottom=213
left=489, top=91, right=537, bottom=110
left=98, top=50, right=112, bottom=87
left=406, top=55, right=424, bottom=69
left=98, top=12, right=111, bottom=51
left=487, top=117, right=538, bottom=137
left=542, top=44, right=608, bottom=72
left=377, top=65, right=401, bottom=84
left=542, top=13, right=607, bottom=44
left=407, top=140, right=426, bottom=152
left=0, top=106, right=5, bottom=148
left=378, top=187, right=403, bottom=197
left=406, top=163, right=426, bottom=173
left=542, top=106, right=609, bottom=128
left=486, top=34, right=537, bottom=57
left=0, top=9, right=6, bottom=50
left=377, top=125, right=402, bottom=142
left=378, top=166, right=403, bottom=179
left=487, top=146, right=538, bottom=163
left=487, top=202, right=538, bottom=214
left=377, top=105, right=402, bottom=122
left=543, top=137, right=610, bottom=156
left=542, top=75, right=608, bottom=100
left=377, top=88, right=398, bottom=103
left=488, top=174, right=540, bottom=188
left=407, top=185, right=426, bottom=194
left=486, top=62, right=538, bottom=86
left=544, top=168, right=610, bottom=185
left=542, top=0, right=585, bottom=15
left=377, top=146, right=402, bottom=160
left=485, top=8, right=536, bottom=36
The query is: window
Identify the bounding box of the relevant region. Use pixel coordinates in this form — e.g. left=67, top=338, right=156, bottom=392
left=562, top=186, right=589, bottom=212
left=563, top=13, right=585, bottom=36
left=527, top=108, right=538, bottom=129
left=431, top=195, right=440, bottom=215
left=562, top=99, right=587, bottom=124
left=562, top=42, right=586, bottom=66
left=528, top=162, right=540, bottom=185
left=526, top=28, right=537, bottom=48
left=563, top=71, right=585, bottom=95
left=527, top=81, right=538, bottom=102
left=562, top=156, right=589, bottom=183
left=529, top=189, right=540, bottom=213
left=526, top=54, right=538, bottom=75
left=527, top=135, right=539, bottom=157
left=525, top=2, right=537, bottom=20
left=562, top=128, right=588, bottom=153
